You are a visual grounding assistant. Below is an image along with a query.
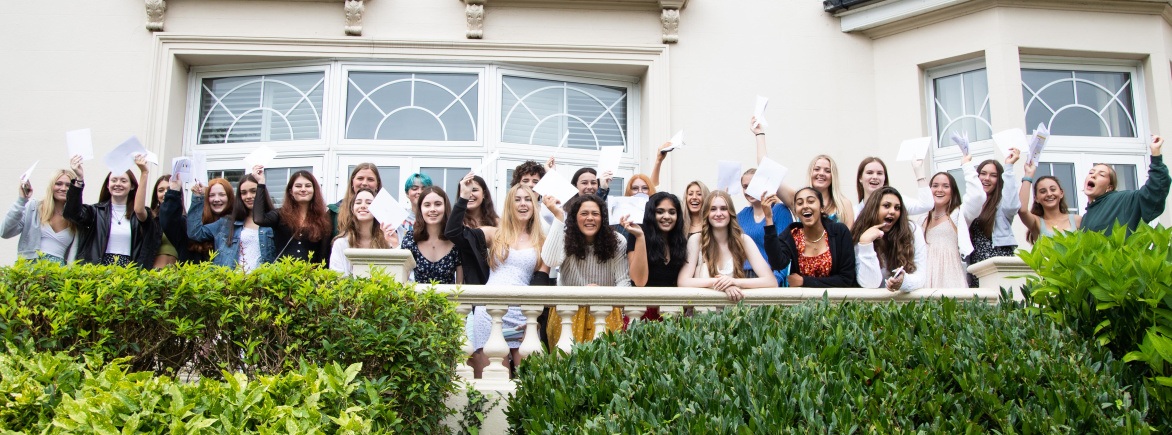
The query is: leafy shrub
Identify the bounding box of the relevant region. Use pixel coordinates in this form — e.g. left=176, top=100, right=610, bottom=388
left=0, top=259, right=463, bottom=431
left=1020, top=223, right=1172, bottom=423
left=0, top=346, right=408, bottom=434
left=509, top=300, right=1154, bottom=433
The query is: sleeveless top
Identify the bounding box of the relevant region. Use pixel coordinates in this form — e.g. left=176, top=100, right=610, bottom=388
left=1038, top=215, right=1078, bottom=239
left=486, top=247, right=536, bottom=286
left=403, top=231, right=461, bottom=284
left=695, top=256, right=735, bottom=278
left=39, top=226, right=73, bottom=259
left=793, top=227, right=832, bottom=278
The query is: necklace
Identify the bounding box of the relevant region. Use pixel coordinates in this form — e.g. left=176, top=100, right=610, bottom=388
left=112, top=208, right=125, bottom=226
left=803, top=230, right=826, bottom=244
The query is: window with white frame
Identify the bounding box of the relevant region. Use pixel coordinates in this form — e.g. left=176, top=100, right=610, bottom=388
left=500, top=75, right=629, bottom=150
left=929, top=63, right=992, bottom=148
left=198, top=72, right=325, bottom=144
left=1021, top=68, right=1136, bottom=138
left=345, top=72, right=479, bottom=141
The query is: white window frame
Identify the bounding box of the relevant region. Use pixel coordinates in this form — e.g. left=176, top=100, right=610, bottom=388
left=925, top=59, right=994, bottom=170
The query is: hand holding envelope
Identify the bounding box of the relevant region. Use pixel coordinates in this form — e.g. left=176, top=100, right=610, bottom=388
left=533, top=169, right=579, bottom=205
left=1025, top=123, right=1050, bottom=166
left=744, top=157, right=788, bottom=201
left=950, top=132, right=970, bottom=156
left=369, top=188, right=409, bottom=230
left=660, top=130, right=686, bottom=154
left=608, top=196, right=649, bottom=225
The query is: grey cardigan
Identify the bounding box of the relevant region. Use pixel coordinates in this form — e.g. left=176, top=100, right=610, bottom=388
left=1, top=197, right=78, bottom=262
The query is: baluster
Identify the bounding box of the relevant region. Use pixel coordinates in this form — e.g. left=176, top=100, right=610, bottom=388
left=481, top=305, right=510, bottom=381
left=517, top=305, right=544, bottom=359
left=695, top=306, right=717, bottom=314
left=591, top=305, right=612, bottom=340
left=556, top=305, right=577, bottom=353
left=660, top=305, right=683, bottom=318
left=625, top=306, right=646, bottom=326
left=455, top=304, right=474, bottom=380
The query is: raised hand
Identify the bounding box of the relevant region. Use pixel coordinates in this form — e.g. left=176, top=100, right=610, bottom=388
left=18, top=180, right=31, bottom=199
left=134, top=154, right=149, bottom=173
left=459, top=172, right=476, bottom=200
left=1023, top=162, right=1037, bottom=179
left=252, top=165, right=266, bottom=184
left=749, top=116, right=764, bottom=135
left=1005, top=148, right=1021, bottom=165
left=1152, top=134, right=1163, bottom=157
left=545, top=157, right=556, bottom=170
left=620, top=214, right=643, bottom=238
left=191, top=182, right=205, bottom=197
left=70, top=155, right=84, bottom=181
left=600, top=170, right=614, bottom=188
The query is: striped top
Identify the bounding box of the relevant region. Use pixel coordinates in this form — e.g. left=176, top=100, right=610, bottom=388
left=541, top=219, right=631, bottom=287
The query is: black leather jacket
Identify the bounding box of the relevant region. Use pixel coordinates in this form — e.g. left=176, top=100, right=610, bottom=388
left=64, top=182, right=161, bottom=268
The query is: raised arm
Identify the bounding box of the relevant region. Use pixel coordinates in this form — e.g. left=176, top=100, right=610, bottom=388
left=752, top=118, right=798, bottom=205
left=1017, top=163, right=1040, bottom=236
left=186, top=195, right=221, bottom=242
left=63, top=156, right=96, bottom=228
left=1138, top=135, right=1169, bottom=222
left=650, top=141, right=670, bottom=188
left=540, top=218, right=567, bottom=268
left=960, top=156, right=986, bottom=222
left=999, top=149, right=1022, bottom=217
left=133, top=155, right=151, bottom=222
left=159, top=187, right=189, bottom=247
left=250, top=167, right=280, bottom=227
left=904, top=160, right=934, bottom=215
left=1, top=194, right=29, bottom=239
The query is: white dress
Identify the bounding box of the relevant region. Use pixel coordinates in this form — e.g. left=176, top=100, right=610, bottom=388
left=468, top=248, right=536, bottom=350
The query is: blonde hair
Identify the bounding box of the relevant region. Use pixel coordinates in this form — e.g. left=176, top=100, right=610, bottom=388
left=808, top=155, right=854, bottom=228
left=335, top=188, right=390, bottom=249
left=699, top=190, right=748, bottom=279
left=489, top=184, right=546, bottom=270
left=38, top=169, right=78, bottom=231
left=683, top=180, right=710, bottom=233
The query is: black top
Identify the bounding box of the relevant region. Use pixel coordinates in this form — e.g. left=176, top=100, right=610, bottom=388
left=445, top=197, right=491, bottom=285
left=159, top=189, right=208, bottom=263
left=252, top=184, right=331, bottom=265
left=626, top=232, right=682, bottom=287
left=63, top=182, right=161, bottom=268
left=763, top=217, right=858, bottom=288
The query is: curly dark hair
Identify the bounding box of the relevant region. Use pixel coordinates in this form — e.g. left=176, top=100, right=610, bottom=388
left=643, top=192, right=687, bottom=270
left=851, top=187, right=917, bottom=274
left=562, top=194, right=618, bottom=262
left=510, top=161, right=546, bottom=187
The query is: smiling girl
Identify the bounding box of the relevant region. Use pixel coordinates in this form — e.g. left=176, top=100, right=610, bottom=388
left=252, top=167, right=332, bottom=265
left=921, top=172, right=975, bottom=288
left=963, top=149, right=1021, bottom=287
left=2, top=168, right=79, bottom=264
left=678, top=190, right=776, bottom=301
left=328, top=188, right=398, bottom=276
left=762, top=188, right=857, bottom=287
left=1080, top=135, right=1169, bottom=235
left=401, top=186, right=461, bottom=284
left=1018, top=164, right=1080, bottom=244
left=188, top=175, right=275, bottom=271
left=622, top=192, right=689, bottom=321
left=459, top=175, right=499, bottom=230
left=64, top=154, right=160, bottom=267
left=852, top=187, right=927, bottom=291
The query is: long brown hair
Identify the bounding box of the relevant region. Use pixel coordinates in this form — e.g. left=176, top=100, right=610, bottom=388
left=150, top=175, right=171, bottom=212
left=855, top=157, right=889, bottom=202
left=98, top=170, right=138, bottom=219
left=278, top=171, right=331, bottom=242
left=682, top=180, right=710, bottom=233
left=489, top=184, right=545, bottom=270
left=1026, top=175, right=1070, bottom=244
left=335, top=188, right=389, bottom=249
left=413, top=186, right=451, bottom=243
left=922, top=172, right=961, bottom=240
left=460, top=175, right=499, bottom=229
left=699, top=190, right=748, bottom=279
left=192, top=178, right=234, bottom=254
left=973, top=160, right=1004, bottom=238
left=852, top=187, right=917, bottom=274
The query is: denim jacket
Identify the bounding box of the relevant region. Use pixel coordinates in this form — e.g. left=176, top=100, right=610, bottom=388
left=186, top=196, right=275, bottom=268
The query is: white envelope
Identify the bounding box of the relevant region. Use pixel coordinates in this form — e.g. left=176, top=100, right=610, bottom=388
left=608, top=195, right=649, bottom=225
left=370, top=188, right=409, bottom=229
left=191, top=151, right=209, bottom=185
left=597, top=146, right=623, bottom=175
left=896, top=137, right=932, bottom=162
left=19, top=161, right=38, bottom=184
left=992, top=128, right=1027, bottom=160
left=950, top=131, right=971, bottom=157
left=171, top=157, right=192, bottom=184
left=243, top=145, right=277, bottom=171
left=533, top=169, right=579, bottom=204
left=753, top=96, right=769, bottom=129
left=661, top=130, right=685, bottom=154
left=715, top=160, right=744, bottom=196
left=104, top=136, right=147, bottom=174
left=1025, top=123, right=1050, bottom=166
left=744, top=156, right=788, bottom=201
left=474, top=151, right=500, bottom=177
left=144, top=151, right=159, bottom=166
left=65, top=128, right=94, bottom=161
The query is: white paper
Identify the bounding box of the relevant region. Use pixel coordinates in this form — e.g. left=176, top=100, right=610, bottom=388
left=608, top=195, right=649, bottom=225
left=474, top=151, right=500, bottom=177
left=370, top=188, right=409, bottom=229
left=532, top=169, right=580, bottom=205
left=144, top=151, right=159, bottom=166
left=992, top=128, right=1028, bottom=160
left=104, top=136, right=147, bottom=174
left=190, top=151, right=209, bottom=185
left=1025, top=123, right=1050, bottom=166
left=19, top=161, right=38, bottom=183
left=744, top=156, right=789, bottom=201
left=896, top=137, right=932, bottom=162
left=715, top=160, right=744, bottom=196
left=596, top=146, right=623, bottom=175
left=950, top=131, right=971, bottom=156
left=753, top=95, right=769, bottom=129
left=171, top=157, right=192, bottom=184
left=243, top=145, right=277, bottom=171
left=661, top=130, right=686, bottom=154
left=65, top=128, right=94, bottom=161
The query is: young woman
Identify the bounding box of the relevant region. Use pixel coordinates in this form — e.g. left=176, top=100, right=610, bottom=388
left=762, top=188, right=857, bottom=287
left=854, top=157, right=931, bottom=219
left=448, top=174, right=549, bottom=376
left=739, top=168, right=794, bottom=284
left=752, top=118, right=854, bottom=228
left=152, top=175, right=184, bottom=266
left=678, top=190, right=777, bottom=301
left=964, top=149, right=1021, bottom=287
left=401, top=186, right=461, bottom=284
left=622, top=192, right=688, bottom=321
left=624, top=174, right=655, bottom=197
left=1081, top=135, right=1169, bottom=235
left=2, top=168, right=79, bottom=264
left=542, top=194, right=631, bottom=342
left=570, top=167, right=603, bottom=198
left=682, top=181, right=710, bottom=236
left=852, top=187, right=927, bottom=291
left=329, top=188, right=398, bottom=276
left=921, top=172, right=974, bottom=288
left=252, top=167, right=332, bottom=265
left=1018, top=164, right=1081, bottom=244
left=330, top=163, right=382, bottom=238
left=172, top=178, right=234, bottom=264
left=188, top=175, right=274, bottom=271
left=460, top=175, right=499, bottom=229
left=64, top=154, right=160, bottom=267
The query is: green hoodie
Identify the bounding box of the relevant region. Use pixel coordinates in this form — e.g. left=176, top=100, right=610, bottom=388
left=1080, top=155, right=1169, bottom=235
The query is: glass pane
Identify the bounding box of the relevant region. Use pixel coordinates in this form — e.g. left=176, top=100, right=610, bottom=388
left=1109, top=164, right=1137, bottom=190
left=345, top=72, right=479, bottom=141
left=347, top=165, right=400, bottom=201
left=206, top=169, right=247, bottom=188
left=420, top=167, right=472, bottom=203
left=1022, top=69, right=1135, bottom=138
left=947, top=168, right=965, bottom=197
left=609, top=177, right=625, bottom=195
left=933, top=68, right=992, bottom=147
left=199, top=72, right=325, bottom=144
left=262, top=167, right=313, bottom=207
left=501, top=76, right=628, bottom=150
left=1034, top=162, right=1077, bottom=211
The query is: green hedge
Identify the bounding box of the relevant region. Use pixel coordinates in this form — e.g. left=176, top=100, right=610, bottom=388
left=0, top=259, right=463, bottom=432
left=509, top=300, right=1155, bottom=433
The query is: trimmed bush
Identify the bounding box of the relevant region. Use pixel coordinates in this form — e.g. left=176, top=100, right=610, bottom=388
left=0, top=259, right=462, bottom=431
left=509, top=300, right=1154, bottom=433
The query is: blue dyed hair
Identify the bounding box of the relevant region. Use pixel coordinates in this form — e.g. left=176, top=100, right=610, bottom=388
left=403, top=173, right=434, bottom=192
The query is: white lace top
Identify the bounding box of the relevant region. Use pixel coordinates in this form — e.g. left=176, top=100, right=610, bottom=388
left=485, top=248, right=536, bottom=286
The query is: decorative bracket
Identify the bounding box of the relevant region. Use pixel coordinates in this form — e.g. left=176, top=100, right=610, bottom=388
left=144, top=0, right=367, bottom=36
left=464, top=0, right=486, bottom=39
left=659, top=0, right=684, bottom=43
left=344, top=0, right=366, bottom=36
left=145, top=0, right=166, bottom=32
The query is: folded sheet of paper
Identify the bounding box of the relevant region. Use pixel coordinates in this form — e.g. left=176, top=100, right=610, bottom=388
left=661, top=130, right=686, bottom=154
left=171, top=157, right=192, bottom=184
left=243, top=145, right=277, bottom=171
left=370, top=188, right=409, bottom=229
left=896, top=137, right=932, bottom=162
left=19, top=161, right=38, bottom=184
left=715, top=160, right=744, bottom=196
left=144, top=151, right=159, bottom=166
left=992, top=128, right=1027, bottom=160
left=474, top=151, right=500, bottom=177
left=533, top=169, right=580, bottom=204
left=608, top=195, right=649, bottom=225
left=1025, top=123, right=1050, bottom=166
left=744, top=156, right=788, bottom=201
left=950, top=131, right=970, bottom=156
left=105, top=136, right=148, bottom=174
left=66, top=128, right=94, bottom=161
left=597, top=146, right=623, bottom=175
left=753, top=96, right=769, bottom=129
left=191, top=151, right=209, bottom=185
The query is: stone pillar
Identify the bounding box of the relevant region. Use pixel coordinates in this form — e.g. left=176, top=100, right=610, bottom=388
left=345, top=248, right=416, bottom=283
left=967, top=256, right=1034, bottom=300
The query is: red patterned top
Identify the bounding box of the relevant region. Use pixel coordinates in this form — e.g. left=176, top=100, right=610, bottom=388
left=793, top=227, right=832, bottom=278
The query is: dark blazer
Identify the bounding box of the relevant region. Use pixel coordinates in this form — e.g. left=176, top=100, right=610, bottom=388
left=445, top=197, right=491, bottom=285
left=764, top=217, right=857, bottom=288
left=252, top=184, right=331, bottom=265
left=159, top=189, right=208, bottom=263
left=63, top=182, right=161, bottom=268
